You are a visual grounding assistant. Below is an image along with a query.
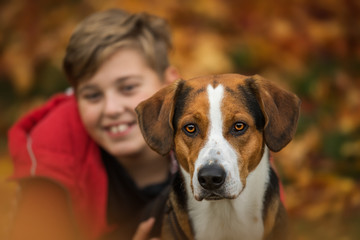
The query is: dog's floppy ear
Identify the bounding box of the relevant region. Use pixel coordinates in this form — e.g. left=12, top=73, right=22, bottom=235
left=135, top=80, right=182, bottom=155
left=251, top=75, right=301, bottom=152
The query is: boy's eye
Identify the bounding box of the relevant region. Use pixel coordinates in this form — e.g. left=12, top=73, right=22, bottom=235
left=83, top=92, right=101, bottom=101
left=120, top=84, right=139, bottom=94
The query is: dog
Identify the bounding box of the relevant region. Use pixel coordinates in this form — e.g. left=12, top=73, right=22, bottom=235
left=136, top=74, right=301, bottom=240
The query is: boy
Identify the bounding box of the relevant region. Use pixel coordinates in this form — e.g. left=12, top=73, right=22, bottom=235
left=8, top=9, right=179, bottom=240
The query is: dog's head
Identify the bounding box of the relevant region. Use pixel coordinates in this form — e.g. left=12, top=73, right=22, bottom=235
left=136, top=74, right=300, bottom=201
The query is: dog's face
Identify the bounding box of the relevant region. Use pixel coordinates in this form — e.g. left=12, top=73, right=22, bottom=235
left=136, top=74, right=300, bottom=201
left=171, top=78, right=266, bottom=201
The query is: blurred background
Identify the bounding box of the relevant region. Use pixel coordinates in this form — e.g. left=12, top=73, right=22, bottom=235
left=0, top=0, right=359, bottom=239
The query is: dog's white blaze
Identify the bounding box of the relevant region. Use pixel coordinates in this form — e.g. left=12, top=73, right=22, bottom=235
left=182, top=147, right=270, bottom=240
left=192, top=84, right=241, bottom=198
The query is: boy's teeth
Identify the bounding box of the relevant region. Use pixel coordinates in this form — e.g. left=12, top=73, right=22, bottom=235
left=110, top=126, right=117, bottom=133
left=110, top=124, right=128, bottom=133
left=118, top=124, right=128, bottom=132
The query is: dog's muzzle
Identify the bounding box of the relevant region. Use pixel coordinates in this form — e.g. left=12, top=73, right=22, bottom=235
left=198, top=164, right=226, bottom=190
left=197, top=164, right=228, bottom=200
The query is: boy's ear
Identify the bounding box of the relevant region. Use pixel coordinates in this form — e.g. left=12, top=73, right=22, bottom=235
left=164, top=66, right=180, bottom=84
left=135, top=79, right=182, bottom=155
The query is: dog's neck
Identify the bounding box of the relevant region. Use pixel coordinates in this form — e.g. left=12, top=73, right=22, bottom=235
left=180, top=147, right=270, bottom=240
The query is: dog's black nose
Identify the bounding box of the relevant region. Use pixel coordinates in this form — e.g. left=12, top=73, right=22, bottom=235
left=198, top=164, right=226, bottom=190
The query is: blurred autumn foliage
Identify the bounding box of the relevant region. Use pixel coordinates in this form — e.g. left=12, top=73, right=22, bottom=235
left=1, top=0, right=360, bottom=239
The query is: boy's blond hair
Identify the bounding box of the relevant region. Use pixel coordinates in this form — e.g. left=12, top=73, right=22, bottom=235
left=63, top=9, right=172, bottom=87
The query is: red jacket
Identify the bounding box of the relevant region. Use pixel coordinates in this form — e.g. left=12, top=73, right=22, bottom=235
left=8, top=93, right=110, bottom=239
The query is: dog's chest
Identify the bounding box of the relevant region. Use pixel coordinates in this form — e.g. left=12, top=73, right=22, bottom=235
left=189, top=200, right=264, bottom=240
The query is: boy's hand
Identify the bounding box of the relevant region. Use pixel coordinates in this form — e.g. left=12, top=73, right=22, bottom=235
left=133, top=218, right=160, bottom=240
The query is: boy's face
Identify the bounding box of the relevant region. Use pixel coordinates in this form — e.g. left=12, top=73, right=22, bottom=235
left=76, top=48, right=174, bottom=160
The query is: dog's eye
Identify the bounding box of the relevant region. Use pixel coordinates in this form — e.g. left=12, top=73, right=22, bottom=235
left=232, top=122, right=248, bottom=135
left=234, top=122, right=245, bottom=131
left=183, top=124, right=197, bottom=136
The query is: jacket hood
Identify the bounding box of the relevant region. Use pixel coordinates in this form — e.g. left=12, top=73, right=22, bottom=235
left=8, top=93, right=109, bottom=239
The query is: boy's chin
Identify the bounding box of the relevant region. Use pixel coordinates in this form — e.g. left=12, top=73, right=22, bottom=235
left=107, top=141, right=151, bottom=159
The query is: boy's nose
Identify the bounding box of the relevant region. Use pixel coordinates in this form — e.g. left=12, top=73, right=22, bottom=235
left=104, top=97, right=125, bottom=117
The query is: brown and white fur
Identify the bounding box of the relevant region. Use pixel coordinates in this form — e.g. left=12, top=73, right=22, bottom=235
left=136, top=74, right=301, bottom=240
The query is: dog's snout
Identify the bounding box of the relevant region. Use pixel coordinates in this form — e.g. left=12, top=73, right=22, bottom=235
left=198, top=164, right=226, bottom=190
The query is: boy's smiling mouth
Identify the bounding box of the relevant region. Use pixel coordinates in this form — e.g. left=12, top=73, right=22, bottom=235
left=110, top=124, right=129, bottom=133
left=104, top=122, right=136, bottom=137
